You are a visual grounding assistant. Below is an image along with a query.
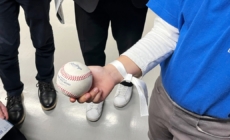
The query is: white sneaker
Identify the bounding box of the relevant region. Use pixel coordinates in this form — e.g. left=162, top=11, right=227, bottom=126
left=113, top=83, right=133, bottom=108
left=86, top=101, right=104, bottom=122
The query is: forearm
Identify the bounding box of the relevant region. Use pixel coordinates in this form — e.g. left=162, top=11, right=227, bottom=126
left=116, top=55, right=142, bottom=77
left=105, top=16, right=179, bottom=84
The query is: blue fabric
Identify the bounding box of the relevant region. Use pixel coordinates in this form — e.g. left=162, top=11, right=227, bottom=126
left=147, top=0, right=230, bottom=119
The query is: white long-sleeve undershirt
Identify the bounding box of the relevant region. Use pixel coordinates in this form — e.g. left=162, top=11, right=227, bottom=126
left=122, top=16, right=179, bottom=76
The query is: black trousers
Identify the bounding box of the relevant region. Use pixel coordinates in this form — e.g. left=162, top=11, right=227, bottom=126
left=2, top=126, right=27, bottom=140
left=0, top=0, right=55, bottom=96
left=74, top=0, right=147, bottom=66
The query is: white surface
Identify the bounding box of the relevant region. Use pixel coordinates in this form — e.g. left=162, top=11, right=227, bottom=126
left=0, top=119, right=13, bottom=139
left=0, top=1, right=160, bottom=140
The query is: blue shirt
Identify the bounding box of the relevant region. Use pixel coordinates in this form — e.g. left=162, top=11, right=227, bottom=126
left=147, top=0, right=230, bottom=119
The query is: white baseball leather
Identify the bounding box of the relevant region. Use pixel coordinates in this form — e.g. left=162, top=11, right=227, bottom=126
left=56, top=61, right=92, bottom=98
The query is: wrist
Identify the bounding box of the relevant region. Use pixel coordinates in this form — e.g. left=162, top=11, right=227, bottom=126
left=104, top=64, right=123, bottom=85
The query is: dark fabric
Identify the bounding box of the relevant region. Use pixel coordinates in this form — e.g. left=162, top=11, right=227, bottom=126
left=0, top=0, right=55, bottom=96
left=2, top=126, right=27, bottom=140
left=74, top=0, right=147, bottom=66
left=74, top=0, right=147, bottom=13
left=131, top=0, right=148, bottom=8
left=74, top=0, right=99, bottom=13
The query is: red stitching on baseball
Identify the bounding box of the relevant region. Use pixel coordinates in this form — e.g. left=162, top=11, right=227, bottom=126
left=57, top=85, right=79, bottom=98
left=60, top=66, right=92, bottom=81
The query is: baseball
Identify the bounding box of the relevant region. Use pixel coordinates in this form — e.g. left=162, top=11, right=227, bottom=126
left=56, top=61, right=93, bottom=98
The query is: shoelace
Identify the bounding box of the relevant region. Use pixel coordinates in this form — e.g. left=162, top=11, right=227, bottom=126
left=36, top=82, right=55, bottom=93
left=116, top=85, right=130, bottom=96
left=87, top=103, right=102, bottom=111
left=6, top=96, right=21, bottom=109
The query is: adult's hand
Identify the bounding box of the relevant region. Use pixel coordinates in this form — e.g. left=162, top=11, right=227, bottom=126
left=70, top=65, right=123, bottom=103
left=0, top=101, right=8, bottom=120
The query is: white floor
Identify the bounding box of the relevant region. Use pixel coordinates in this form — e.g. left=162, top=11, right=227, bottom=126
left=0, top=1, right=160, bottom=140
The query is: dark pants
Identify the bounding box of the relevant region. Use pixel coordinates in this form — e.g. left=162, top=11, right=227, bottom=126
left=0, top=0, right=55, bottom=96
left=2, top=126, right=27, bottom=140
left=74, top=0, right=147, bottom=66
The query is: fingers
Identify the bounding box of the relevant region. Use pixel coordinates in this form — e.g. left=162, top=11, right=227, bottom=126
left=87, top=88, right=102, bottom=103
left=0, top=108, right=4, bottom=119
left=92, top=92, right=102, bottom=103
left=71, top=87, right=102, bottom=103
left=69, top=98, right=77, bottom=103
left=0, top=101, right=8, bottom=120
left=81, top=88, right=100, bottom=103
left=69, top=93, right=90, bottom=103
left=79, top=93, right=92, bottom=103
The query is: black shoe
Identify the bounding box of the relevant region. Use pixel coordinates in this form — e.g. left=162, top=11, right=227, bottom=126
left=6, top=94, right=25, bottom=126
left=37, top=81, right=57, bottom=111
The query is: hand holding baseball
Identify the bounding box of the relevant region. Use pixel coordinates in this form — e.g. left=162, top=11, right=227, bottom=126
left=0, top=101, right=8, bottom=120
left=57, top=61, right=93, bottom=98
left=70, top=65, right=123, bottom=103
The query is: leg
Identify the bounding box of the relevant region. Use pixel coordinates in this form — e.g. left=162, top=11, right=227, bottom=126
left=109, top=0, right=147, bottom=108
left=0, top=0, right=25, bottom=126
left=20, top=0, right=55, bottom=82
left=74, top=1, right=110, bottom=66
left=110, top=0, right=147, bottom=55
left=0, top=0, right=22, bottom=97
left=74, top=1, right=110, bottom=121
left=148, top=77, right=173, bottom=140
left=19, top=0, right=57, bottom=110
left=151, top=77, right=230, bottom=140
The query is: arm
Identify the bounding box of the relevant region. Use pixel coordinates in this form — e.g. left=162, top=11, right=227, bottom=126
left=121, top=16, right=179, bottom=76
left=71, top=16, right=179, bottom=103
left=103, top=16, right=179, bottom=82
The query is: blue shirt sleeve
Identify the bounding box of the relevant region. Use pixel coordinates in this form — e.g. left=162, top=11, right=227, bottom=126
left=147, top=0, right=182, bottom=29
